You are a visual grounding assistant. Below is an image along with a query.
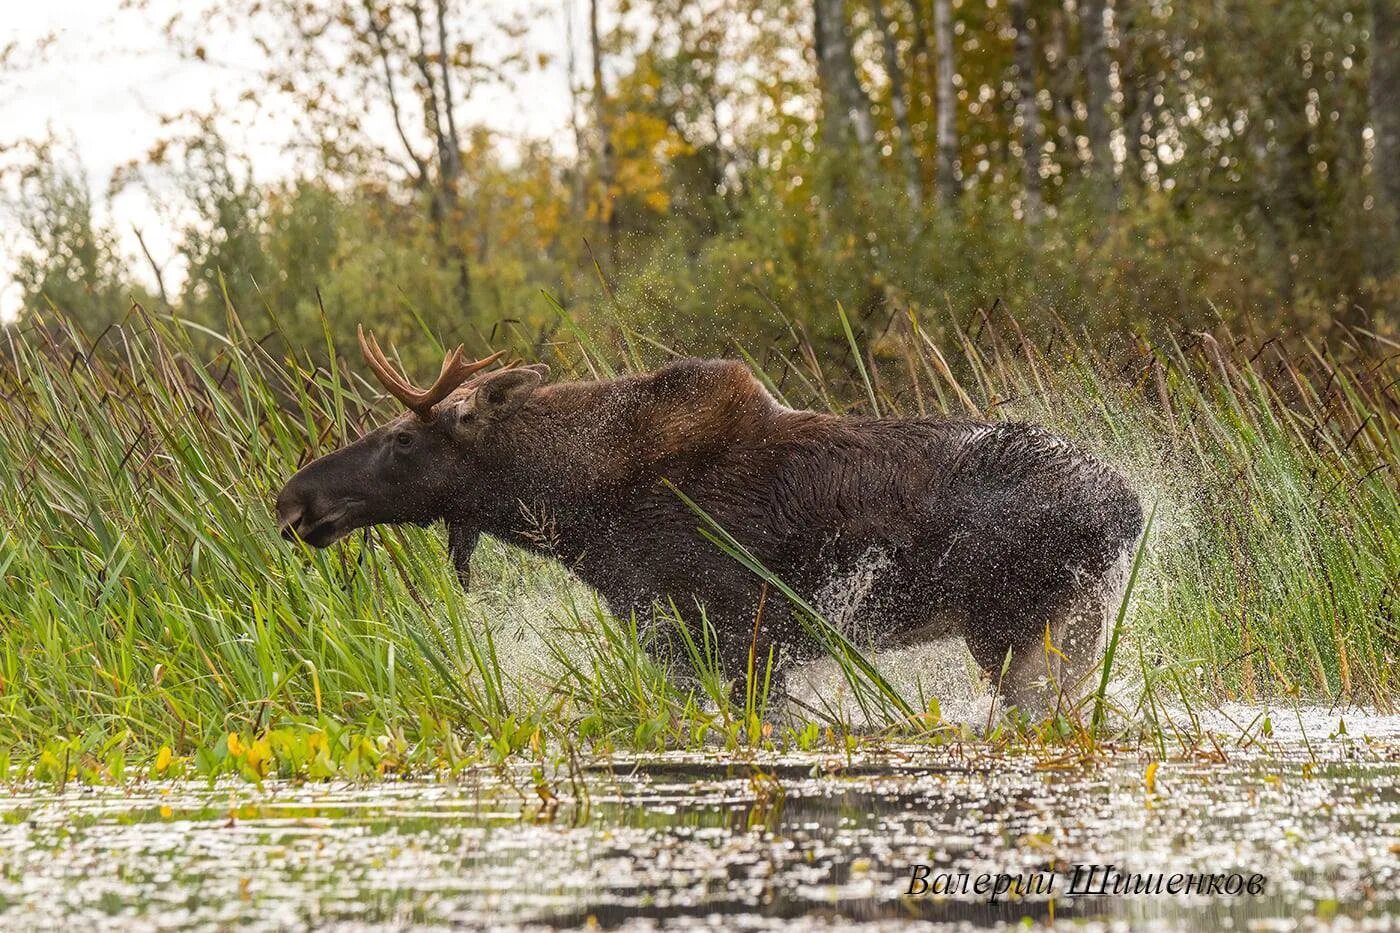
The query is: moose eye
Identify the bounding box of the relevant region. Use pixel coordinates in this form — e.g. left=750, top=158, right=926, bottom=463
left=395, top=431, right=414, bottom=448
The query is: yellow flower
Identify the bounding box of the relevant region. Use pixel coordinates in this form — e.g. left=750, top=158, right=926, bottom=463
left=246, top=737, right=271, bottom=776
left=227, top=732, right=245, bottom=757
left=155, top=745, right=173, bottom=773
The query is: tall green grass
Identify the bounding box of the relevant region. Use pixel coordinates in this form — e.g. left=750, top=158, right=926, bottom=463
left=0, top=302, right=1395, bottom=779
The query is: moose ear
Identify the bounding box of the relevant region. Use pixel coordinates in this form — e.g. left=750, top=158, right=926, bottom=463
left=476, top=364, right=548, bottom=416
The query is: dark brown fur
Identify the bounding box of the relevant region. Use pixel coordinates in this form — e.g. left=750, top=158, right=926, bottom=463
left=277, top=358, right=1143, bottom=712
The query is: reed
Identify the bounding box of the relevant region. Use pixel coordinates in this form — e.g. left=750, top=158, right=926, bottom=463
left=0, top=299, right=1394, bottom=780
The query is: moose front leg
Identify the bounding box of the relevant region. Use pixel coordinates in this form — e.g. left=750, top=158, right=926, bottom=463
left=445, top=522, right=480, bottom=593
left=704, top=593, right=803, bottom=715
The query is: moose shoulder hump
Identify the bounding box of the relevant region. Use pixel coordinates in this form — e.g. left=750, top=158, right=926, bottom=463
left=639, top=357, right=779, bottom=452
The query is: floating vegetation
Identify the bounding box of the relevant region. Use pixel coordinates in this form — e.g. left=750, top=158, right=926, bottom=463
left=1, top=729, right=1397, bottom=929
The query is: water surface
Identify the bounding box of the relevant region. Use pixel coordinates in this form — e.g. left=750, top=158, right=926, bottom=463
left=1, top=715, right=1396, bottom=930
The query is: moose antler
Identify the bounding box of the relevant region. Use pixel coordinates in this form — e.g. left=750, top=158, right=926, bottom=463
left=357, top=325, right=506, bottom=419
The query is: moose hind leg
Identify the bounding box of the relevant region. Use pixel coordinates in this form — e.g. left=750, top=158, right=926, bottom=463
left=966, top=621, right=1061, bottom=719
left=969, top=605, right=1109, bottom=720
left=1056, top=551, right=1131, bottom=703
left=993, top=552, right=1131, bottom=718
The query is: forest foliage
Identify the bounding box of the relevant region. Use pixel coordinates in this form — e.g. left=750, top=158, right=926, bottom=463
left=3, top=0, right=1397, bottom=365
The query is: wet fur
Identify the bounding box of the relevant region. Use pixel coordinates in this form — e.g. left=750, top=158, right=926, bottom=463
left=443, top=359, right=1144, bottom=712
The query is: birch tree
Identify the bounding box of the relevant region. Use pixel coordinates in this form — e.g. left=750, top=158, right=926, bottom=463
left=1372, top=0, right=1400, bottom=275
left=1009, top=0, right=1044, bottom=224
left=932, top=0, right=960, bottom=208
left=1081, top=0, right=1117, bottom=202
left=814, top=0, right=877, bottom=170
left=871, top=0, right=923, bottom=205
left=590, top=0, right=618, bottom=261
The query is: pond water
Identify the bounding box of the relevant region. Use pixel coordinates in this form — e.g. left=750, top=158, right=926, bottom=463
left=0, top=712, right=1396, bottom=930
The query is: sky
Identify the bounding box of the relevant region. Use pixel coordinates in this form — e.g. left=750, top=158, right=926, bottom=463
left=0, top=0, right=586, bottom=321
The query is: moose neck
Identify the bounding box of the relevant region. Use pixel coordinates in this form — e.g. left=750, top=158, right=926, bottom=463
left=449, top=379, right=660, bottom=565
left=444, top=361, right=779, bottom=580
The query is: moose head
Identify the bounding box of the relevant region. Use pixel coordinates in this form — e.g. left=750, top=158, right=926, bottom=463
left=275, top=327, right=549, bottom=547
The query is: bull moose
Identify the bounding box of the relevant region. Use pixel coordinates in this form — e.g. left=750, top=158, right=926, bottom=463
left=276, top=329, right=1143, bottom=715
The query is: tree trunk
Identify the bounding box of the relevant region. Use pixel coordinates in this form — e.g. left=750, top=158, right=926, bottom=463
left=932, top=0, right=960, bottom=209
left=429, top=0, right=471, bottom=315
left=1372, top=0, right=1400, bottom=277
left=1049, top=7, right=1076, bottom=153
left=871, top=0, right=923, bottom=206
left=1081, top=0, right=1117, bottom=205
left=1009, top=0, right=1043, bottom=225
left=433, top=0, right=464, bottom=185
left=590, top=0, right=617, bottom=261
left=814, top=0, right=877, bottom=169
left=1118, top=0, right=1144, bottom=185
left=362, top=0, right=470, bottom=314
left=406, top=1, right=471, bottom=316
left=563, top=0, right=588, bottom=223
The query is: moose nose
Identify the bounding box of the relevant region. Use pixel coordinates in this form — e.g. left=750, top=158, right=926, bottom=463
left=275, top=495, right=306, bottom=541
left=278, top=512, right=303, bottom=541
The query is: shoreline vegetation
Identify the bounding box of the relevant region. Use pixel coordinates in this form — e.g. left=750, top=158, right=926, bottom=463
left=0, top=300, right=1396, bottom=783
left=4, top=0, right=1397, bottom=784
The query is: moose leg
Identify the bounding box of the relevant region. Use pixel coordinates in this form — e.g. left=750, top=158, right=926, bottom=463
left=640, top=592, right=802, bottom=716
left=965, top=621, right=1061, bottom=719
left=708, top=596, right=800, bottom=715
left=445, top=522, right=480, bottom=593
left=722, top=639, right=790, bottom=715
left=968, top=582, right=1120, bottom=719
left=625, top=599, right=747, bottom=702
left=1055, top=553, right=1129, bottom=702
left=1055, top=595, right=1109, bottom=703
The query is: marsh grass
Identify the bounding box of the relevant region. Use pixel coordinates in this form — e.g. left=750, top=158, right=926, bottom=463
left=0, top=298, right=1395, bottom=783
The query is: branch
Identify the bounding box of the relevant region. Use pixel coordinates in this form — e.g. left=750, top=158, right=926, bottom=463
left=132, top=226, right=170, bottom=309
left=361, top=0, right=430, bottom=188
left=409, top=1, right=453, bottom=186
left=434, top=0, right=464, bottom=179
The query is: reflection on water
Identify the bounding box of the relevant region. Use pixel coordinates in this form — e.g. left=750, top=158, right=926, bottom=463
left=0, top=720, right=1397, bottom=930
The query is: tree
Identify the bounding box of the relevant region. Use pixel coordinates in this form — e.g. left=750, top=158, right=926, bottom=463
left=932, top=0, right=960, bottom=208
left=590, top=0, right=618, bottom=261
left=360, top=0, right=474, bottom=315
left=814, top=0, right=877, bottom=169
left=870, top=0, right=923, bottom=205
left=132, top=0, right=542, bottom=323
left=1116, top=0, right=1159, bottom=187
left=1372, top=0, right=1400, bottom=278
left=164, top=131, right=273, bottom=320
left=1008, top=0, right=1044, bottom=224
left=1081, top=0, right=1117, bottom=203
left=6, top=142, right=133, bottom=331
